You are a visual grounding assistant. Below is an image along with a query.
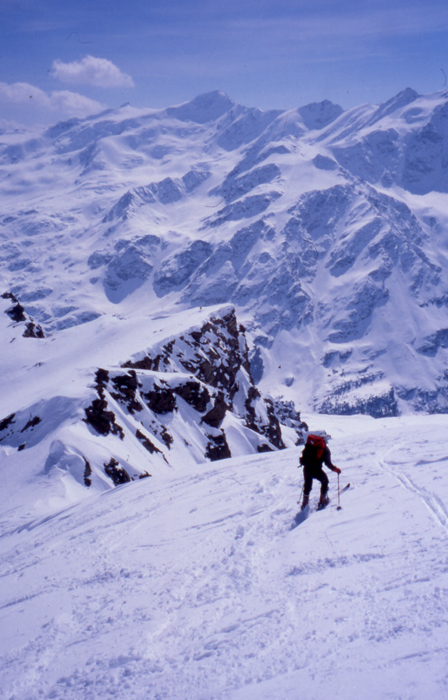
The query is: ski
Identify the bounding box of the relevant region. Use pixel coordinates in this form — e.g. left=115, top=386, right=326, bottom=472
left=316, top=485, right=350, bottom=512
left=293, top=484, right=350, bottom=526
left=336, top=482, right=350, bottom=511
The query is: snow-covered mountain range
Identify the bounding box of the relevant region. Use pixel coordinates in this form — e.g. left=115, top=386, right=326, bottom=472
left=1, top=86, right=448, bottom=511
left=2, top=88, right=448, bottom=700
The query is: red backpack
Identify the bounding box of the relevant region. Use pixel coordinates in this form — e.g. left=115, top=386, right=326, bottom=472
left=306, top=434, right=326, bottom=460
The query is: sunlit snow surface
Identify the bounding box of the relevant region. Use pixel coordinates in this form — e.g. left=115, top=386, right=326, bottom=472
left=1, top=413, right=448, bottom=699
left=2, top=88, right=448, bottom=698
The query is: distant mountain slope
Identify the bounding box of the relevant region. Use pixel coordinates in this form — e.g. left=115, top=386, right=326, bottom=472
left=1, top=86, right=448, bottom=444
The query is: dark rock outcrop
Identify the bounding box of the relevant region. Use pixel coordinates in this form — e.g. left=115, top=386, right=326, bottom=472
left=0, top=413, right=16, bottom=435
left=6, top=302, right=27, bottom=323
left=104, top=458, right=131, bottom=485
left=84, top=398, right=125, bottom=438
left=244, top=387, right=285, bottom=449
left=20, top=416, right=41, bottom=432
left=2, top=291, right=45, bottom=337
left=143, top=386, right=177, bottom=414
left=110, top=370, right=143, bottom=414
left=205, top=432, right=231, bottom=461
left=84, top=368, right=125, bottom=438
left=174, top=381, right=210, bottom=412
left=61, top=309, right=307, bottom=489
left=83, top=458, right=92, bottom=487
left=136, top=429, right=162, bottom=454
left=202, top=392, right=228, bottom=428
left=23, top=321, right=45, bottom=338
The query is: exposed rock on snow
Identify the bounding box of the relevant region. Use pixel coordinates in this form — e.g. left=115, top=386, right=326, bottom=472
left=210, top=163, right=281, bottom=203
left=118, top=308, right=307, bottom=461
left=0, top=307, right=307, bottom=498
left=154, top=240, right=213, bottom=296
left=1, top=291, right=45, bottom=337
left=103, top=457, right=131, bottom=485
left=328, top=89, right=448, bottom=194
left=204, top=191, right=282, bottom=227
left=317, top=382, right=399, bottom=418
left=104, top=170, right=211, bottom=222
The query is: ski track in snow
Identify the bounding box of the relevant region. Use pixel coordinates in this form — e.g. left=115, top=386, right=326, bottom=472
left=378, top=440, right=448, bottom=533
left=1, top=416, right=448, bottom=699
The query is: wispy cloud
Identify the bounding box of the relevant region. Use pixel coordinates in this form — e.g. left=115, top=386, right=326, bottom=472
left=181, top=6, right=448, bottom=48
left=254, top=5, right=448, bottom=41
left=104, top=2, right=448, bottom=78
left=52, top=56, right=134, bottom=88
left=0, top=82, right=106, bottom=117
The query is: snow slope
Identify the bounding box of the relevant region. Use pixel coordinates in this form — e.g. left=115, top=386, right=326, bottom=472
left=1, top=413, right=448, bottom=699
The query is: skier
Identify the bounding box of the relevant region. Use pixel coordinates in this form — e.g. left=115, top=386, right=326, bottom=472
left=299, top=432, right=341, bottom=510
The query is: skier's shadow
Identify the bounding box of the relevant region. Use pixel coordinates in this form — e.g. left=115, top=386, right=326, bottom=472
left=290, top=508, right=309, bottom=530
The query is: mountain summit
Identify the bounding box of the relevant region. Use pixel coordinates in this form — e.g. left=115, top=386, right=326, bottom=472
left=165, top=90, right=237, bottom=123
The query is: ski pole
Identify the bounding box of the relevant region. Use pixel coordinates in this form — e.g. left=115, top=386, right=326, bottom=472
left=337, top=472, right=341, bottom=510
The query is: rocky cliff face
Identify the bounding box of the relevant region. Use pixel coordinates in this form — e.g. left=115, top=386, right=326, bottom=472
left=0, top=307, right=307, bottom=497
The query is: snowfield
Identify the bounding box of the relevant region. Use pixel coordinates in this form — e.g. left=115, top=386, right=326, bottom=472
left=1, top=413, right=448, bottom=700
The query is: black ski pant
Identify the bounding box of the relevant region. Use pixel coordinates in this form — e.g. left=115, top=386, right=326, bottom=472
left=303, top=466, right=329, bottom=497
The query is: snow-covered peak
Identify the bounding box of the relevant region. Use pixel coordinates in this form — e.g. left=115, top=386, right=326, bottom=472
left=165, top=90, right=237, bottom=124
left=298, top=99, right=344, bottom=130
left=365, top=87, right=421, bottom=127
left=320, top=88, right=448, bottom=194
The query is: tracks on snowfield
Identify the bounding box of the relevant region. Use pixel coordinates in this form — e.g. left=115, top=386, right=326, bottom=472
left=377, top=438, right=448, bottom=533
left=3, top=419, right=448, bottom=700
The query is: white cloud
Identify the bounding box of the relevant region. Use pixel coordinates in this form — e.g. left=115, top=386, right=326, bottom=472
left=46, top=90, right=106, bottom=116
left=52, top=56, right=134, bottom=88
left=0, top=82, right=106, bottom=117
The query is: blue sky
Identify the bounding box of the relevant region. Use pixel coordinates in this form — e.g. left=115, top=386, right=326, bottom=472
left=2, top=0, right=448, bottom=125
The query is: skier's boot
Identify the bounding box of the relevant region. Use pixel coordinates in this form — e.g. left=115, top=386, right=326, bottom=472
left=318, top=492, right=329, bottom=510
left=301, top=494, right=309, bottom=510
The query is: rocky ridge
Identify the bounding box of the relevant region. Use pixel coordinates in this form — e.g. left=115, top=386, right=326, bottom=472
left=0, top=307, right=307, bottom=496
